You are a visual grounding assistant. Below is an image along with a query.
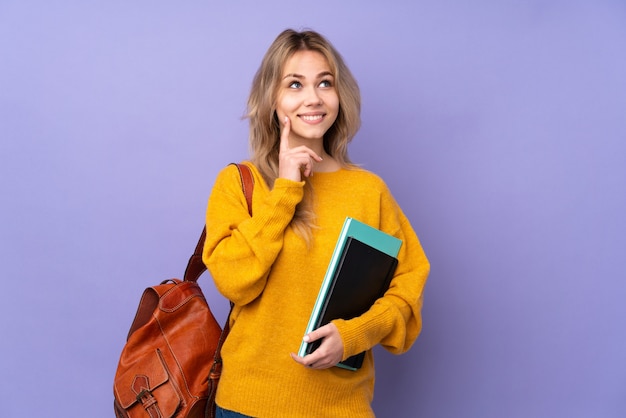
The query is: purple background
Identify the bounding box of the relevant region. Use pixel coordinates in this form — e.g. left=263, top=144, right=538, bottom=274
left=1, top=1, right=625, bottom=417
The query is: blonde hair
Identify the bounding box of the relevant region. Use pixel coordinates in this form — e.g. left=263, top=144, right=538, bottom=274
left=247, top=29, right=361, bottom=240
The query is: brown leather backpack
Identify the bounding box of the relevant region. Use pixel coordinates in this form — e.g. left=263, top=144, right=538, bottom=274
left=113, top=163, right=253, bottom=418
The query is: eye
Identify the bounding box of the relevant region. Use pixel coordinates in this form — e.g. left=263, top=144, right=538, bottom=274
left=288, top=80, right=302, bottom=89
left=319, top=79, right=333, bottom=88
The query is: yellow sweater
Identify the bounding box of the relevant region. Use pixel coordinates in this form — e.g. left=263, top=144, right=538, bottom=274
left=203, top=162, right=430, bottom=417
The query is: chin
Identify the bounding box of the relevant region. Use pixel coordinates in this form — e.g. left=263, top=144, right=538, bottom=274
left=303, top=124, right=334, bottom=138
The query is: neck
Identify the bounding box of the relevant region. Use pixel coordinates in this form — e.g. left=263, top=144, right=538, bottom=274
left=289, top=136, right=325, bottom=156
left=314, top=152, right=341, bottom=172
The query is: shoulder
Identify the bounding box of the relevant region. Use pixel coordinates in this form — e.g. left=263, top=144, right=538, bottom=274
left=212, top=162, right=255, bottom=195
left=340, top=167, right=406, bottom=217
left=214, top=163, right=244, bottom=187
left=214, top=161, right=262, bottom=185
left=341, top=166, right=391, bottom=193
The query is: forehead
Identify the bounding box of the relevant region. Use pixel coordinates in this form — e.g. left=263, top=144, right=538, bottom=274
left=282, top=50, right=332, bottom=75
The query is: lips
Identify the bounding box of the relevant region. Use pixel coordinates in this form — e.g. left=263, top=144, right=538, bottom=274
left=299, top=113, right=325, bottom=123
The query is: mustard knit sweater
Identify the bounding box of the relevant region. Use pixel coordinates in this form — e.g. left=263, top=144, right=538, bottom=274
left=203, top=162, right=430, bottom=418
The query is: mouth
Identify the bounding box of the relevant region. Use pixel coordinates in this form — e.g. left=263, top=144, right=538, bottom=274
left=299, top=113, right=326, bottom=123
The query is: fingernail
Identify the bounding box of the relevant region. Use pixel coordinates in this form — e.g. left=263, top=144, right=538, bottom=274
left=303, top=335, right=310, bottom=342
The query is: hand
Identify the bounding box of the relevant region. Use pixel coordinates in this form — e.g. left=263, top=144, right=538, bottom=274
left=278, top=117, right=323, bottom=181
left=290, top=323, right=343, bottom=369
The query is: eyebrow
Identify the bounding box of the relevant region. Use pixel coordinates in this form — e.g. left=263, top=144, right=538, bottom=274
left=283, top=71, right=334, bottom=80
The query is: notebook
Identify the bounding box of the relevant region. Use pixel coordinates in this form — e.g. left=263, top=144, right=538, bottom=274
left=298, top=217, right=402, bottom=370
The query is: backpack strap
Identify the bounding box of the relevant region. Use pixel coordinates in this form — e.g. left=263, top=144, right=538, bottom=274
left=183, top=163, right=254, bottom=282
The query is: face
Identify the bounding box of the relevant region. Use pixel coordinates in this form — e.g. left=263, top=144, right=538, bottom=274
left=275, top=50, right=339, bottom=146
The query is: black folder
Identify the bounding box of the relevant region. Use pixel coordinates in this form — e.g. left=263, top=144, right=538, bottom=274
left=304, top=236, right=399, bottom=370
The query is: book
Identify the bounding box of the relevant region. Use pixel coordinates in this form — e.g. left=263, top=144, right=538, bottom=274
left=298, top=217, right=402, bottom=370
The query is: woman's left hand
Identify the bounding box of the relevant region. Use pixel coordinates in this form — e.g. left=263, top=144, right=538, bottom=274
left=290, top=323, right=344, bottom=369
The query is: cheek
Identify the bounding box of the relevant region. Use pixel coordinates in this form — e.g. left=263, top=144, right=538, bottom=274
left=275, top=95, right=298, bottom=117
left=325, top=92, right=340, bottom=114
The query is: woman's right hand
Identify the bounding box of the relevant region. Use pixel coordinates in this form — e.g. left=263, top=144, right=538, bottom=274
left=278, top=117, right=323, bottom=181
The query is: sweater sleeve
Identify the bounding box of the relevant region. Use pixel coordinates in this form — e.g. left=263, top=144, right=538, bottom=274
left=202, top=164, right=304, bottom=305
left=332, top=186, right=430, bottom=358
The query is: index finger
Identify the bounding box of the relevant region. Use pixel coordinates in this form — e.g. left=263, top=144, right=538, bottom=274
left=280, top=116, right=291, bottom=152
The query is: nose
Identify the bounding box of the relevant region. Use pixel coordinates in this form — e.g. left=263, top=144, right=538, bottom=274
left=304, top=87, right=323, bottom=106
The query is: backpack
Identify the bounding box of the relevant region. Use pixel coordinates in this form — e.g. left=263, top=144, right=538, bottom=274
left=113, top=163, right=253, bottom=418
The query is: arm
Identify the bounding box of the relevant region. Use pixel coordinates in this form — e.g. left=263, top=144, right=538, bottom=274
left=292, top=186, right=430, bottom=369
left=333, top=190, right=430, bottom=360
left=202, top=164, right=304, bottom=305
left=204, top=118, right=322, bottom=305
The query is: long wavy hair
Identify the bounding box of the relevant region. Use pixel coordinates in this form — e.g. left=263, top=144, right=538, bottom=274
left=247, top=29, right=361, bottom=240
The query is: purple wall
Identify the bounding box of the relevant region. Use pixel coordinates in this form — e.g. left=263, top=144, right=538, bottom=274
left=1, top=1, right=625, bottom=417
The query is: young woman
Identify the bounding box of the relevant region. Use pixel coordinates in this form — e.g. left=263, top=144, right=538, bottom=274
left=203, top=28, right=430, bottom=418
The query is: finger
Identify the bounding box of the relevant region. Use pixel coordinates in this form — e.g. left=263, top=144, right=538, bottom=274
left=279, top=116, right=291, bottom=152
left=300, top=354, right=324, bottom=369
left=290, top=352, right=315, bottom=368
left=291, top=147, right=323, bottom=169
left=304, top=327, right=328, bottom=344
left=301, top=159, right=313, bottom=178
left=298, top=147, right=324, bottom=163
